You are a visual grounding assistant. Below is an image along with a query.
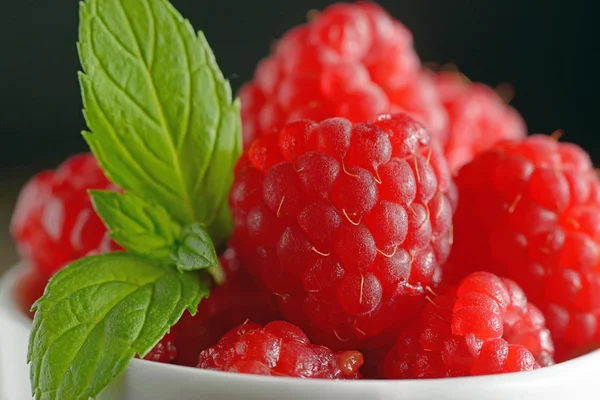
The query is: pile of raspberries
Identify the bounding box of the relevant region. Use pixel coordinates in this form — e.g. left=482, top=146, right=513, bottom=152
left=12, top=2, right=598, bottom=379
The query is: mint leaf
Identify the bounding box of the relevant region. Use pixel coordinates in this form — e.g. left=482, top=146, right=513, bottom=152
left=90, top=190, right=181, bottom=261
left=28, top=253, right=209, bottom=400
left=171, top=223, right=218, bottom=272
left=78, top=0, right=242, bottom=247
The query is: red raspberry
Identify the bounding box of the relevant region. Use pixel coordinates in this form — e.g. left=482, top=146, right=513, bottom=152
left=137, top=333, right=177, bottom=364
left=11, top=153, right=114, bottom=277
left=240, top=2, right=448, bottom=149
left=14, top=268, right=48, bottom=318
left=383, top=272, right=554, bottom=378
left=229, top=114, right=455, bottom=349
left=434, top=72, right=527, bottom=171
left=448, top=135, right=600, bottom=360
left=171, top=248, right=279, bottom=366
left=197, top=320, right=363, bottom=378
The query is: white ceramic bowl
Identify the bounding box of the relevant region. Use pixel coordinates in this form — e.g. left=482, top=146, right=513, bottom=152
left=2, top=266, right=600, bottom=400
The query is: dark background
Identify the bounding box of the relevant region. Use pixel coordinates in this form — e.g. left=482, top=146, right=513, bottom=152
left=0, top=0, right=594, bottom=168
left=0, top=0, right=594, bottom=265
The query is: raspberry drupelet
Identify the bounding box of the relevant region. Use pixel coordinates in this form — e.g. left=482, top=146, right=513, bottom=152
left=239, top=2, right=447, bottom=149
left=384, top=272, right=554, bottom=378
left=433, top=71, right=527, bottom=172
left=171, top=248, right=280, bottom=367
left=448, top=135, right=600, bottom=360
left=197, top=320, right=363, bottom=379
left=11, top=153, right=115, bottom=277
left=229, top=114, right=455, bottom=349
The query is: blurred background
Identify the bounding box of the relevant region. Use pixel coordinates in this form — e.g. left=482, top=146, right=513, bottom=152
left=0, top=0, right=593, bottom=271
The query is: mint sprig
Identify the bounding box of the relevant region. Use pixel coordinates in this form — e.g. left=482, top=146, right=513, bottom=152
left=27, top=0, right=241, bottom=398
left=79, top=0, right=241, bottom=243
left=28, top=254, right=209, bottom=400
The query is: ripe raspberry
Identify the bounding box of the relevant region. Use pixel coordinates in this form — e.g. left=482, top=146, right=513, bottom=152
left=197, top=320, right=363, bottom=378
left=240, top=2, right=448, bottom=148
left=448, top=135, right=600, bottom=360
left=14, top=268, right=48, bottom=318
left=171, top=248, right=279, bottom=366
left=230, top=114, right=455, bottom=349
left=383, top=272, right=554, bottom=379
left=11, top=153, right=114, bottom=277
left=433, top=71, right=527, bottom=171
left=137, top=333, right=177, bottom=364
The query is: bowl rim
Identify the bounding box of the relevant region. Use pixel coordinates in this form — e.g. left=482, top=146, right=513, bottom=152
left=2, top=263, right=599, bottom=389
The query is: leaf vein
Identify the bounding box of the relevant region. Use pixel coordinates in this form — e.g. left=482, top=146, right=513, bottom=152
left=86, top=74, right=179, bottom=199
left=88, top=20, right=162, bottom=130
left=118, top=0, right=196, bottom=222
left=40, top=279, right=154, bottom=398
left=93, top=12, right=137, bottom=60
left=142, top=0, right=156, bottom=69
left=130, top=285, right=153, bottom=351
left=80, top=318, right=107, bottom=399
left=38, top=321, right=96, bottom=397
left=193, top=57, right=224, bottom=200
left=176, top=22, right=193, bottom=152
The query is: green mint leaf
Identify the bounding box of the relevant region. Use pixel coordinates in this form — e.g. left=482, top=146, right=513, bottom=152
left=78, top=0, right=242, bottom=247
left=90, top=190, right=182, bottom=261
left=171, top=222, right=218, bottom=272
left=28, top=253, right=209, bottom=400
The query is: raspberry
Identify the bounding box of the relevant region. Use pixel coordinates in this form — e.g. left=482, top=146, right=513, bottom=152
left=230, top=114, right=455, bottom=349
left=137, top=333, right=177, bottom=364
left=239, top=2, right=448, bottom=149
left=383, top=272, right=554, bottom=378
left=171, top=248, right=279, bottom=366
left=433, top=71, right=527, bottom=171
left=11, top=153, right=114, bottom=277
left=448, top=135, right=600, bottom=360
left=197, top=320, right=363, bottom=378
left=14, top=268, right=48, bottom=318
